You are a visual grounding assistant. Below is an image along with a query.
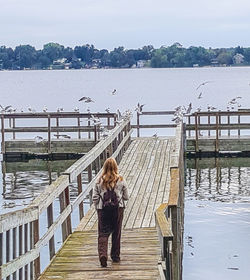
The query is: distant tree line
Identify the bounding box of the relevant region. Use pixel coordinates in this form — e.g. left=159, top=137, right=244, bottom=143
left=0, top=42, right=250, bottom=70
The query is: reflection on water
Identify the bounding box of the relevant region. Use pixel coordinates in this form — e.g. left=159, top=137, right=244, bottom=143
left=184, top=158, right=250, bottom=280
left=0, top=159, right=77, bottom=214
left=186, top=167, right=250, bottom=203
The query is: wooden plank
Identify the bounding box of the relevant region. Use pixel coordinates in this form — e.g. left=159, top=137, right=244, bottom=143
left=133, top=139, right=164, bottom=228
left=168, top=168, right=179, bottom=206
left=39, top=229, right=160, bottom=280
left=155, top=204, right=173, bottom=240
left=132, top=124, right=177, bottom=129
left=124, top=139, right=159, bottom=229
left=0, top=207, right=38, bottom=233
left=142, top=140, right=169, bottom=228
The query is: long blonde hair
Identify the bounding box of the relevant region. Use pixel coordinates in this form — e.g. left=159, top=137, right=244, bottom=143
left=101, top=157, right=121, bottom=190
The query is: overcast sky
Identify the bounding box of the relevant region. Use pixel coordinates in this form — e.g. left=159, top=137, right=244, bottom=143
left=1, top=0, right=250, bottom=50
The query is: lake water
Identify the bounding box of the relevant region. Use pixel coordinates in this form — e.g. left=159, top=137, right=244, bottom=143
left=184, top=158, right=250, bottom=280
left=1, top=68, right=250, bottom=277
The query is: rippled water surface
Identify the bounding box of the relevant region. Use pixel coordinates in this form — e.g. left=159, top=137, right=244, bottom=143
left=184, top=158, right=250, bottom=280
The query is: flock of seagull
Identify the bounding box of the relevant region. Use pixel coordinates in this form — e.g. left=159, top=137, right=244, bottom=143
left=1, top=82, right=247, bottom=141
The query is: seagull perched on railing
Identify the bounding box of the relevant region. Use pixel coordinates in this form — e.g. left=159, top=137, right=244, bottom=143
left=57, top=107, right=64, bottom=112
left=28, top=106, right=36, bottom=113
left=90, top=115, right=102, bottom=126
left=0, top=105, right=14, bottom=113
left=135, top=103, right=145, bottom=115
left=34, top=136, right=44, bottom=143
left=105, top=107, right=110, bottom=113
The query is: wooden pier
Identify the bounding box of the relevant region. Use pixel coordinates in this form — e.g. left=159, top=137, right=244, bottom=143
left=186, top=110, right=250, bottom=156
left=0, top=113, right=184, bottom=280
left=2, top=109, right=250, bottom=279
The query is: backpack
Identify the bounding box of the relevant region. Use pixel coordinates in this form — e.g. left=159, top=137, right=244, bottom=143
left=100, top=188, right=119, bottom=233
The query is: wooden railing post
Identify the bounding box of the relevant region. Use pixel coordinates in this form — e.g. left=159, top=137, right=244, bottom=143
left=33, top=220, right=40, bottom=279
left=215, top=113, right=219, bottom=153
left=6, top=230, right=10, bottom=280
left=13, top=117, right=16, bottom=140
left=238, top=115, right=240, bottom=136
left=77, top=116, right=81, bottom=139
left=24, top=224, right=28, bottom=279
left=195, top=113, right=199, bottom=153
left=56, top=117, right=59, bottom=139
left=12, top=228, right=17, bottom=280
left=227, top=114, right=230, bottom=136
left=137, top=112, right=140, bottom=137
left=48, top=115, right=51, bottom=154
left=47, top=204, right=55, bottom=259
left=208, top=115, right=210, bottom=137
left=64, top=187, right=72, bottom=236
left=59, top=192, right=67, bottom=241
left=77, top=174, right=84, bottom=220
left=1, top=115, right=5, bottom=154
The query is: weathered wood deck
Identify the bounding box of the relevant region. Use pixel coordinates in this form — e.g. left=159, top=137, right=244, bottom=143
left=39, top=137, right=176, bottom=279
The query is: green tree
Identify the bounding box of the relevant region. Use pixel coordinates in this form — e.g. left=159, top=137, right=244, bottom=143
left=217, top=51, right=233, bottom=65
left=14, top=45, right=37, bottom=69
left=43, top=43, right=64, bottom=63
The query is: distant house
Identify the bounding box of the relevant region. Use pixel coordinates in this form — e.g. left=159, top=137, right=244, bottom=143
left=51, top=58, right=67, bottom=69
left=210, top=58, right=219, bottom=66
left=233, top=53, right=244, bottom=64
left=136, top=60, right=146, bottom=68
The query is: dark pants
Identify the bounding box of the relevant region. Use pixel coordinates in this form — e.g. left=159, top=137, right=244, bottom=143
left=97, top=207, right=124, bottom=260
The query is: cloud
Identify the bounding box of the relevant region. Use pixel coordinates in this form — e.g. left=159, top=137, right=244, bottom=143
left=1, top=0, right=250, bottom=49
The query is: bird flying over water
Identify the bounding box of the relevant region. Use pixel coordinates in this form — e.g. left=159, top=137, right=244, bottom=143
left=198, top=92, right=202, bottom=99
left=111, top=89, right=117, bottom=95
left=79, top=96, right=94, bottom=103
left=196, top=81, right=212, bottom=90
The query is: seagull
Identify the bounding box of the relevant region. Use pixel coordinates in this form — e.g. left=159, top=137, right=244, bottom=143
left=34, top=136, right=44, bottom=143
left=57, top=107, right=64, bottom=112
left=111, top=89, right=117, bottom=95
left=152, top=133, right=158, bottom=138
left=79, top=96, right=94, bottom=103
left=43, top=106, right=48, bottom=112
left=117, top=109, right=122, bottom=120
left=74, top=107, right=79, bottom=112
left=186, top=103, right=192, bottom=115
left=91, top=115, right=102, bottom=126
left=79, top=96, right=89, bottom=101
left=28, top=106, right=36, bottom=113
left=135, top=103, right=145, bottom=114
left=196, top=81, right=212, bottom=90
left=105, top=108, right=110, bottom=113
left=0, top=105, right=13, bottom=113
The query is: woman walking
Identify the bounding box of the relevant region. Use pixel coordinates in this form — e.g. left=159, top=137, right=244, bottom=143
left=93, top=157, right=129, bottom=267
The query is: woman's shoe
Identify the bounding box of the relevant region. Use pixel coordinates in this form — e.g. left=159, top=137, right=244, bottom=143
left=100, top=256, right=107, bottom=267
left=112, top=257, right=120, bottom=263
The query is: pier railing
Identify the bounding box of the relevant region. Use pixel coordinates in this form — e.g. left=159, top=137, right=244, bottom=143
left=131, top=111, right=176, bottom=137
left=155, top=122, right=185, bottom=280
left=186, top=110, right=250, bottom=153
left=1, top=112, right=117, bottom=154
left=0, top=117, right=132, bottom=280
